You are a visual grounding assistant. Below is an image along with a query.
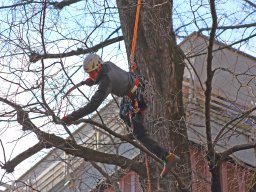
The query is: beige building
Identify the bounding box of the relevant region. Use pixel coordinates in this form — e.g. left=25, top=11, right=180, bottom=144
left=182, top=32, right=256, bottom=168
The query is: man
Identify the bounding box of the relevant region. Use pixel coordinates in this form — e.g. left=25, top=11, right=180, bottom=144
left=61, top=53, right=180, bottom=178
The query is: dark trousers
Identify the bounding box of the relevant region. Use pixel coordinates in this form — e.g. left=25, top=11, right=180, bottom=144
left=131, top=113, right=168, bottom=161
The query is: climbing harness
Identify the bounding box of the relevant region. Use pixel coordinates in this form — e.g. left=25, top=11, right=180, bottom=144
left=119, top=78, right=147, bottom=124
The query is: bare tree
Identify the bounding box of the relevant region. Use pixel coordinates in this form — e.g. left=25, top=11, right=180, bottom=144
left=0, top=0, right=255, bottom=191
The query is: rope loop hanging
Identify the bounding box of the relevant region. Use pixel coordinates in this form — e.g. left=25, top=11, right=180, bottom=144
left=145, top=154, right=152, bottom=192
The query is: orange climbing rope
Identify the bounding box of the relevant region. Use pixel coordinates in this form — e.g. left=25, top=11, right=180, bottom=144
left=130, top=1, right=152, bottom=192
left=129, top=0, right=141, bottom=73
left=145, top=154, right=152, bottom=192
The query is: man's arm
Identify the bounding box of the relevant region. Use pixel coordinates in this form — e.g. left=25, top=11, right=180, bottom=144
left=63, top=78, right=95, bottom=98
left=63, top=76, right=112, bottom=123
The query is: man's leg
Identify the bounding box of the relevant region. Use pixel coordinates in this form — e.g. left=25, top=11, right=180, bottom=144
left=132, top=118, right=168, bottom=160
left=132, top=115, right=180, bottom=178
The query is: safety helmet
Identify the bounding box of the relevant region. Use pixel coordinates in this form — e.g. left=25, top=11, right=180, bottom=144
left=83, top=53, right=103, bottom=73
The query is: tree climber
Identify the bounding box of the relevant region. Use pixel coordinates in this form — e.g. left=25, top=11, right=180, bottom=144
left=61, top=53, right=180, bottom=178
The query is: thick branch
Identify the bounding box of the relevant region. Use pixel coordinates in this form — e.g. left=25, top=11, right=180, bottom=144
left=2, top=127, right=147, bottom=177
left=2, top=142, right=52, bottom=173
left=220, top=143, right=256, bottom=161
left=29, top=36, right=123, bottom=63
left=36, top=131, right=147, bottom=177
left=50, top=0, right=83, bottom=9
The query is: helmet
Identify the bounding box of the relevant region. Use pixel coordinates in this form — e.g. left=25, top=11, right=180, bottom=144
left=83, top=53, right=103, bottom=73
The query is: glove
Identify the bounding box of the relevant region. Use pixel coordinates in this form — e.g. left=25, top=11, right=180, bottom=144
left=83, top=78, right=95, bottom=87
left=61, top=116, right=73, bottom=125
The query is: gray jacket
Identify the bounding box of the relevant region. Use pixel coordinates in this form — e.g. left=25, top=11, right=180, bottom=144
left=68, top=61, right=136, bottom=121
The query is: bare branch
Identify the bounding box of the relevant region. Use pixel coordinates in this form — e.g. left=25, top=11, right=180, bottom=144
left=90, top=161, right=121, bottom=192
left=0, top=1, right=35, bottom=10
left=242, top=0, right=256, bottom=9
left=213, top=106, right=256, bottom=147
left=187, top=32, right=256, bottom=59
left=205, top=0, right=217, bottom=155
left=199, top=23, right=256, bottom=32
left=0, top=140, right=6, bottom=166
left=0, top=96, right=75, bottom=142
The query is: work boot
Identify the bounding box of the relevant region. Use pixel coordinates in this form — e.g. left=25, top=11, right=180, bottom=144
left=160, top=153, right=180, bottom=178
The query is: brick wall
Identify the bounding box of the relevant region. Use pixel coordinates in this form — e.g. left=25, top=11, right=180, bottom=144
left=119, top=171, right=143, bottom=192
left=190, top=146, right=255, bottom=192
left=104, top=146, right=255, bottom=192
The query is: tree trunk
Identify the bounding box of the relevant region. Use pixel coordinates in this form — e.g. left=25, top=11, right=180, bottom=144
left=116, top=0, right=191, bottom=191
left=210, top=165, right=222, bottom=192
left=208, top=158, right=222, bottom=192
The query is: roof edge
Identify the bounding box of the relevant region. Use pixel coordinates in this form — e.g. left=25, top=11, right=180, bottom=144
left=179, top=31, right=256, bottom=62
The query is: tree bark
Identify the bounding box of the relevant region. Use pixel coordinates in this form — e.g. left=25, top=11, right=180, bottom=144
left=116, top=0, right=191, bottom=191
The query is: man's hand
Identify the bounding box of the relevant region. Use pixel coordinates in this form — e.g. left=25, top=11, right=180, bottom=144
left=84, top=77, right=95, bottom=86
left=61, top=116, right=73, bottom=125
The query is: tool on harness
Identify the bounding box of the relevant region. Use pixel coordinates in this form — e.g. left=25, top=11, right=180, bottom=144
left=128, top=76, right=140, bottom=97
left=119, top=76, right=147, bottom=126
left=129, top=56, right=137, bottom=73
